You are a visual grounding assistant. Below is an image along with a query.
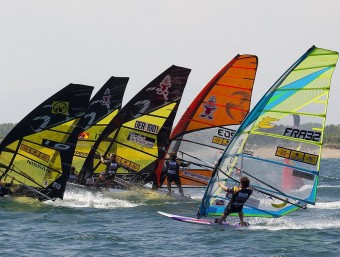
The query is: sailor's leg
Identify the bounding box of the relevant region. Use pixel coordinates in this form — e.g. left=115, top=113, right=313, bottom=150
left=217, top=213, right=228, bottom=224
left=238, top=211, right=246, bottom=226
left=167, top=177, right=172, bottom=195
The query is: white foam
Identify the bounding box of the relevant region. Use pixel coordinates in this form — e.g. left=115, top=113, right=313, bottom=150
left=318, top=184, right=340, bottom=188
left=46, top=189, right=140, bottom=209
left=310, top=201, right=340, bottom=210
left=247, top=215, right=340, bottom=231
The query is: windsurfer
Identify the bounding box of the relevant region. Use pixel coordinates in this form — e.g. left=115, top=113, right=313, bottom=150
left=0, top=178, right=14, bottom=197
left=215, top=176, right=253, bottom=226
left=93, top=153, right=119, bottom=189
left=165, top=151, right=191, bottom=197
left=68, top=166, right=78, bottom=183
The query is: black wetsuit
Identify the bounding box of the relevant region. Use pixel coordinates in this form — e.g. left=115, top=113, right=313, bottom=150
left=166, top=160, right=181, bottom=184
left=0, top=183, right=13, bottom=197
left=103, top=160, right=118, bottom=180
left=224, top=186, right=253, bottom=214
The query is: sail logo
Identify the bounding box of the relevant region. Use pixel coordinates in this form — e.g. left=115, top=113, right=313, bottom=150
left=217, top=128, right=235, bottom=139
left=146, top=75, right=172, bottom=100
left=182, top=171, right=210, bottom=183
left=292, top=169, right=314, bottom=181
left=20, top=143, right=50, bottom=162
left=78, top=132, right=89, bottom=139
left=257, top=117, right=278, bottom=129
left=27, top=160, right=51, bottom=173
left=102, top=88, right=111, bottom=108
left=52, top=101, right=69, bottom=115
left=53, top=182, right=61, bottom=190
left=127, top=132, right=155, bottom=148
left=225, top=91, right=251, bottom=120
left=75, top=150, right=88, bottom=157
left=200, top=96, right=217, bottom=120
left=275, top=146, right=318, bottom=166
left=283, top=128, right=321, bottom=142
left=134, top=121, right=159, bottom=134
left=42, top=139, right=71, bottom=151
left=115, top=155, right=140, bottom=172
left=156, top=75, right=171, bottom=100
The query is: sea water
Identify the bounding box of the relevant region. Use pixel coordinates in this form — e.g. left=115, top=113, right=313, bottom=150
left=0, top=159, right=339, bottom=257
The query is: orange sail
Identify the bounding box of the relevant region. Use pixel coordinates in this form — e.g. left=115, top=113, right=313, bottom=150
left=156, top=54, right=258, bottom=187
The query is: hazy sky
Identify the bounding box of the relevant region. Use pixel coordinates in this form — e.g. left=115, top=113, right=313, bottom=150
left=1, top=0, right=339, bottom=125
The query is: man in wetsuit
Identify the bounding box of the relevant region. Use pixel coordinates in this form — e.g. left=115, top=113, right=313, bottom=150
left=93, top=153, right=119, bottom=189
left=0, top=178, right=14, bottom=197
left=165, top=151, right=190, bottom=197
left=68, top=166, right=78, bottom=183
left=216, top=176, right=253, bottom=226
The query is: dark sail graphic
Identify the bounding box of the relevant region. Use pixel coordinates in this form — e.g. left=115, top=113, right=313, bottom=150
left=79, top=65, right=191, bottom=186
left=0, top=84, right=93, bottom=200
left=72, top=77, right=128, bottom=173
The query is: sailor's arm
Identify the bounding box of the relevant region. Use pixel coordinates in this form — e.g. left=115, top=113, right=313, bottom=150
left=218, top=182, right=228, bottom=192
left=180, top=161, right=191, bottom=167
left=100, top=154, right=105, bottom=164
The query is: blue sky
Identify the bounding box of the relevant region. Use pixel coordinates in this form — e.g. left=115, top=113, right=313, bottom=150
left=0, top=0, right=339, bottom=124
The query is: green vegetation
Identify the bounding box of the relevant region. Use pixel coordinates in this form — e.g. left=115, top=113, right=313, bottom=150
left=0, top=123, right=16, bottom=141
left=324, top=124, right=340, bottom=149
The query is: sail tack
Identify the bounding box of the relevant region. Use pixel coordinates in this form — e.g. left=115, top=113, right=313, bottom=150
left=156, top=55, right=258, bottom=187
left=0, top=84, right=94, bottom=200
left=199, top=46, right=339, bottom=218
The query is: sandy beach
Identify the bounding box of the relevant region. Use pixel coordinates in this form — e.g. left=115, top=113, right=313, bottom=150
left=321, top=148, right=340, bottom=158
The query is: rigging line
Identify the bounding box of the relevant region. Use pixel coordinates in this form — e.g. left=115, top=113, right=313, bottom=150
left=176, top=150, right=216, bottom=168
left=174, top=138, right=224, bottom=151
left=160, top=148, right=214, bottom=170
left=213, top=165, right=306, bottom=209
left=233, top=165, right=287, bottom=197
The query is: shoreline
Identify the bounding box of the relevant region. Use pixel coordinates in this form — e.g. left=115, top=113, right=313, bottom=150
left=321, top=148, right=340, bottom=158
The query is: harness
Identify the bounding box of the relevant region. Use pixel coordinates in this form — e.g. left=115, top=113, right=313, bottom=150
left=167, top=160, right=179, bottom=175
left=104, top=160, right=118, bottom=175
left=229, top=187, right=252, bottom=207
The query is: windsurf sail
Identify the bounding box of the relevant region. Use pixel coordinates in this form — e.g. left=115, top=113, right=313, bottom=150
left=79, top=65, right=191, bottom=186
left=0, top=84, right=94, bottom=200
left=199, top=46, right=338, bottom=218
left=156, top=55, right=258, bottom=187
left=72, top=77, right=128, bottom=173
